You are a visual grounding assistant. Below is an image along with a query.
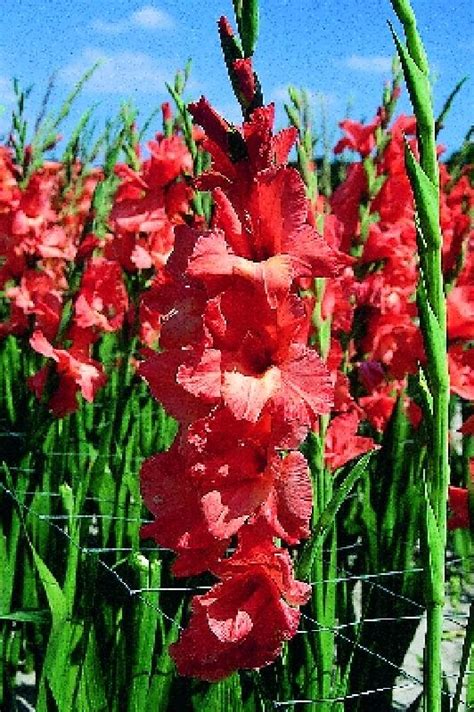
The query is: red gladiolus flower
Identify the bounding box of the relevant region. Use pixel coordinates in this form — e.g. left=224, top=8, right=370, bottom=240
left=325, top=410, right=377, bottom=471
left=170, top=568, right=304, bottom=681
left=140, top=444, right=229, bottom=577
left=36, top=225, right=76, bottom=262
left=171, top=525, right=310, bottom=681
left=359, top=388, right=397, bottom=432
left=447, top=486, right=470, bottom=530
left=361, top=312, right=425, bottom=379
left=330, top=163, right=366, bottom=251
left=5, top=270, right=63, bottom=340
left=447, top=286, right=474, bottom=341
left=232, top=58, right=256, bottom=105
left=138, top=346, right=216, bottom=424
left=106, top=134, right=193, bottom=273
left=220, top=340, right=333, bottom=425
left=334, top=116, right=381, bottom=157
left=187, top=167, right=350, bottom=308
left=140, top=283, right=333, bottom=428
left=74, top=258, right=128, bottom=333
left=137, top=285, right=163, bottom=348
left=460, top=415, right=474, bottom=436
left=196, top=288, right=333, bottom=426
left=184, top=408, right=312, bottom=543
left=449, top=345, right=474, bottom=400
left=29, top=330, right=107, bottom=416
left=146, top=135, right=193, bottom=187
left=132, top=89, right=474, bottom=683
left=187, top=96, right=232, bottom=160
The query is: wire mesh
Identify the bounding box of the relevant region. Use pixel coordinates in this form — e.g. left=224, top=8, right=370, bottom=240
left=1, top=453, right=472, bottom=711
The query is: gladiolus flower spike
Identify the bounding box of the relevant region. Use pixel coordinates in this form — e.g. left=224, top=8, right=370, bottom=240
left=138, top=90, right=354, bottom=680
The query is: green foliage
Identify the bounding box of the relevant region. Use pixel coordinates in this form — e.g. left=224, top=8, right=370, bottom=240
left=0, top=4, right=471, bottom=706
left=232, top=0, right=259, bottom=57
left=390, top=2, right=451, bottom=710
left=298, top=451, right=374, bottom=581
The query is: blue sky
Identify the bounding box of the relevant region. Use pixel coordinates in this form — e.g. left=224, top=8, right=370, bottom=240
left=0, top=1, right=472, bottom=157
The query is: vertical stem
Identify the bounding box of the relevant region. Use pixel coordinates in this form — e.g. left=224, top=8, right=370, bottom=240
left=390, top=2, right=450, bottom=710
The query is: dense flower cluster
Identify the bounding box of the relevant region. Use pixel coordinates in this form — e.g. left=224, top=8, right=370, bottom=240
left=139, top=97, right=353, bottom=679
left=0, top=109, right=194, bottom=415
left=320, top=100, right=473, bottom=465
left=1, top=53, right=472, bottom=681
left=138, top=83, right=473, bottom=676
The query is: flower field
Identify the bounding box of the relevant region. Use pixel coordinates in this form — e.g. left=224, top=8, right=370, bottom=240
left=0, top=0, right=472, bottom=710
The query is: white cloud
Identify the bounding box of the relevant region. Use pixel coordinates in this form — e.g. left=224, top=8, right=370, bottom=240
left=344, top=55, right=392, bottom=74
left=90, top=19, right=128, bottom=35
left=131, top=6, right=173, bottom=29
left=59, top=48, right=171, bottom=95
left=91, top=5, right=173, bottom=35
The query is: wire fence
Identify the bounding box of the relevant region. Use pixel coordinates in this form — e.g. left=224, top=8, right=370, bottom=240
left=1, top=460, right=472, bottom=711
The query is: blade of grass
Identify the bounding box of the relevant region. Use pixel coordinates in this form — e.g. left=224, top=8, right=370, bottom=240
left=298, top=452, right=374, bottom=580
left=451, top=598, right=474, bottom=712
left=146, top=601, right=184, bottom=711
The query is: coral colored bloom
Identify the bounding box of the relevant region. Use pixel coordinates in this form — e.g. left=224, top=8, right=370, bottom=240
left=447, top=286, right=474, bottom=341
left=171, top=526, right=310, bottom=681
left=184, top=408, right=312, bottom=543
left=5, top=270, right=63, bottom=340
left=146, top=135, right=193, bottom=187
left=334, top=117, right=381, bottom=157
left=187, top=167, right=350, bottom=307
left=201, top=288, right=333, bottom=425
left=29, top=330, right=106, bottom=416
left=138, top=347, right=216, bottom=424
left=447, top=486, right=470, bottom=530
left=140, top=285, right=333, bottom=427
left=74, top=258, right=129, bottom=333
left=171, top=569, right=303, bottom=681
left=449, top=345, right=474, bottom=400
left=140, top=445, right=229, bottom=577
left=325, top=410, right=377, bottom=471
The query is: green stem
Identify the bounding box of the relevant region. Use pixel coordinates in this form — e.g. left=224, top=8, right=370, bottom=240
left=390, top=2, right=450, bottom=710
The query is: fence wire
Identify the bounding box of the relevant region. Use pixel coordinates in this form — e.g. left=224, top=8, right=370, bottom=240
left=1, top=459, right=472, bottom=711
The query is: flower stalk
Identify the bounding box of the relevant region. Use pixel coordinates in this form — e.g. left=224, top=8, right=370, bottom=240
left=390, top=2, right=450, bottom=710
